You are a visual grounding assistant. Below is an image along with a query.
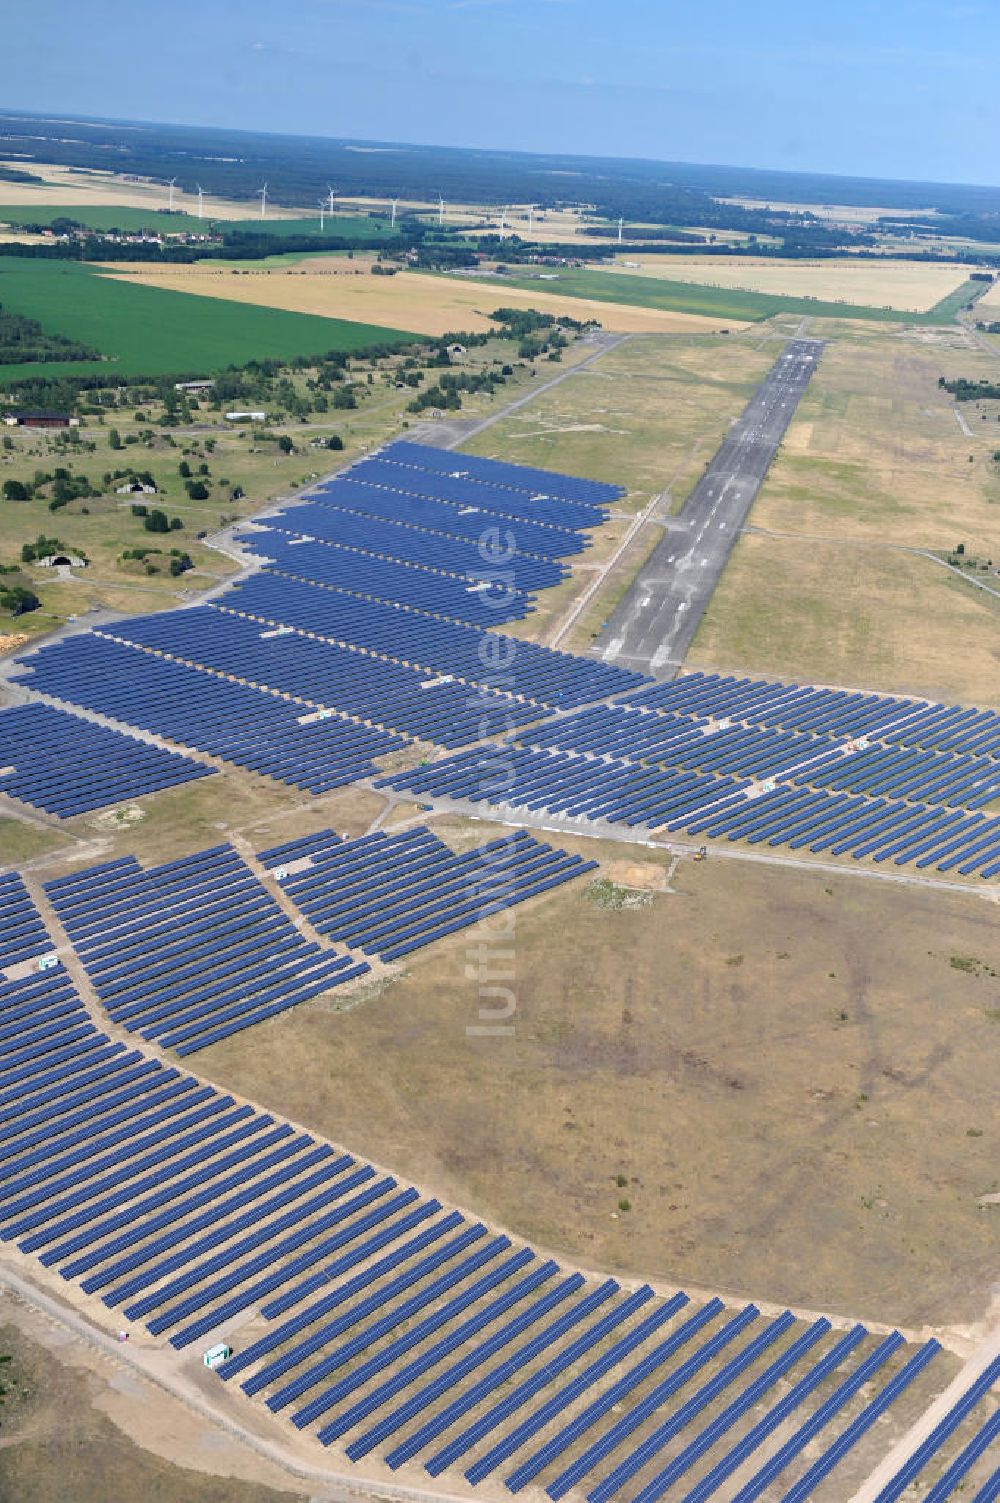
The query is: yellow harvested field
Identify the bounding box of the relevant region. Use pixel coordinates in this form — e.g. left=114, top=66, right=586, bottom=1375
left=0, top=159, right=298, bottom=220
left=976, top=278, right=1000, bottom=308
left=100, top=263, right=750, bottom=335
left=612, top=254, right=969, bottom=311
left=716, top=197, right=934, bottom=224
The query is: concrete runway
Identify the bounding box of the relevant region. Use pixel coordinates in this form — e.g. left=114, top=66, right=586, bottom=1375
left=596, top=336, right=824, bottom=677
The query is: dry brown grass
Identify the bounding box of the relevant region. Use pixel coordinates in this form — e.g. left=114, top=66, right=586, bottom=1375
left=0, top=1303, right=305, bottom=1503
left=617, top=255, right=969, bottom=311
left=717, top=197, right=934, bottom=225
left=977, top=278, right=1000, bottom=308
left=101, top=263, right=750, bottom=336
left=689, top=533, right=1000, bottom=707
left=199, top=837, right=1000, bottom=1328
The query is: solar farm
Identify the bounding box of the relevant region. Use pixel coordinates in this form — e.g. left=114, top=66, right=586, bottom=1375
left=1, top=436, right=998, bottom=1499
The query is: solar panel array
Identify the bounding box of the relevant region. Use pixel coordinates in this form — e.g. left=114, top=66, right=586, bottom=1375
left=264, top=825, right=598, bottom=961
left=216, top=574, right=633, bottom=711
left=0, top=884, right=986, bottom=1498
left=93, top=610, right=547, bottom=748
left=7, top=444, right=642, bottom=792
left=11, top=633, right=405, bottom=794
left=377, top=668, right=1000, bottom=879
left=0, top=871, right=53, bottom=972
left=856, top=1354, right=1000, bottom=1503
left=0, top=702, right=213, bottom=818
left=45, top=844, right=369, bottom=1055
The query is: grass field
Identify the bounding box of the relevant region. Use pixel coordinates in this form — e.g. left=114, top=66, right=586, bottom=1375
left=200, top=832, right=1000, bottom=1329
left=460, top=266, right=982, bottom=325
left=690, top=535, right=1000, bottom=706
left=103, top=261, right=751, bottom=336
left=0, top=260, right=418, bottom=383
left=619, top=254, right=971, bottom=312
left=0, top=203, right=399, bottom=241
left=976, top=277, right=1000, bottom=308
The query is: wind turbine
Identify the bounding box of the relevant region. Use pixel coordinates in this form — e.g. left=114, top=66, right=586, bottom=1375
left=527, top=203, right=535, bottom=234
left=196, top=184, right=205, bottom=220
left=327, top=185, right=336, bottom=217
left=318, top=199, right=326, bottom=232
left=167, top=177, right=177, bottom=213
left=617, top=215, right=624, bottom=244
left=390, top=197, right=398, bottom=229
left=499, top=205, right=508, bottom=232
left=258, top=182, right=268, bottom=220
left=437, top=193, right=445, bottom=227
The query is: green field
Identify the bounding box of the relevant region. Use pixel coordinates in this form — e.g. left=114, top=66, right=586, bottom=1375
left=0, top=203, right=400, bottom=241
left=0, top=260, right=418, bottom=384
left=470, top=267, right=981, bottom=325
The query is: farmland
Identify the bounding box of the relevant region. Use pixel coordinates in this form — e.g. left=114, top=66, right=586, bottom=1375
left=452, top=265, right=984, bottom=325
left=0, top=158, right=304, bottom=220
left=618, top=254, right=972, bottom=312
left=0, top=259, right=417, bottom=383
left=98, top=261, right=752, bottom=336
left=0, top=202, right=399, bottom=241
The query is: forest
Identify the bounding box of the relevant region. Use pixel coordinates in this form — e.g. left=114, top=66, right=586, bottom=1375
left=4, top=108, right=998, bottom=249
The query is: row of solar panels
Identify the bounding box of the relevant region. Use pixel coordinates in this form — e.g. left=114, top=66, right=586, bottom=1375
left=0, top=702, right=213, bottom=819
left=0, top=871, right=53, bottom=971
left=621, top=671, right=1000, bottom=764
left=266, top=825, right=598, bottom=962
left=263, top=506, right=567, bottom=598
left=1, top=898, right=994, bottom=1499
left=377, top=743, right=1000, bottom=878
left=312, top=477, right=592, bottom=561
left=244, top=532, right=536, bottom=629
left=519, top=702, right=1000, bottom=811
left=359, top=440, right=622, bottom=519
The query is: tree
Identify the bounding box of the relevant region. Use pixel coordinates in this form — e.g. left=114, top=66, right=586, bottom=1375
left=144, top=509, right=170, bottom=533
left=178, top=460, right=191, bottom=478
left=0, top=584, right=39, bottom=616
left=108, top=428, right=122, bottom=450
left=327, top=435, right=344, bottom=451
left=3, top=479, right=29, bottom=501
left=277, top=435, right=294, bottom=455
left=185, top=480, right=210, bottom=501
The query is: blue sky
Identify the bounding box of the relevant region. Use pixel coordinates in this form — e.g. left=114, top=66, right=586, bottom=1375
left=5, top=0, right=1000, bottom=186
